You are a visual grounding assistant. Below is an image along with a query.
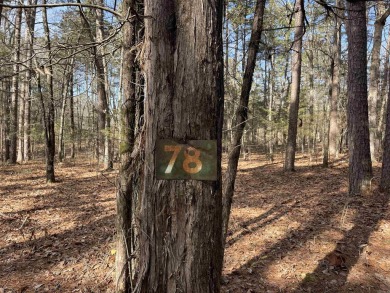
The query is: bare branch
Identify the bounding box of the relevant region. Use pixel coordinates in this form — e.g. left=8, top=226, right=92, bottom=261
left=0, top=2, right=123, bottom=18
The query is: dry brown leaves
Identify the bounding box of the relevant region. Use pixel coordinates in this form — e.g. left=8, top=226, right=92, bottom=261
left=1, top=154, right=389, bottom=293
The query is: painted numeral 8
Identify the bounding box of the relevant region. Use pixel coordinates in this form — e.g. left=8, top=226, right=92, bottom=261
left=183, top=147, right=202, bottom=174
left=164, top=145, right=202, bottom=174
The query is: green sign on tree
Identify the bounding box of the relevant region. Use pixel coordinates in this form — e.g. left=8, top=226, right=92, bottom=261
left=155, top=139, right=217, bottom=181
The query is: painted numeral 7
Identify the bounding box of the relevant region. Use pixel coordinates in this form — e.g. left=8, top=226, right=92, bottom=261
left=164, top=145, right=182, bottom=173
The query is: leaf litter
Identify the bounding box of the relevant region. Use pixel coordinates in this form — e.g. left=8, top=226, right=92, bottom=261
left=0, top=153, right=389, bottom=292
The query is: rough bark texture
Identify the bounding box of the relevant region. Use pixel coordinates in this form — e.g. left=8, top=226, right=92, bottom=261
left=222, top=0, right=266, bottom=240
left=9, top=7, right=22, bottom=163
left=368, top=4, right=390, bottom=162
left=115, top=0, right=138, bottom=290
left=346, top=0, right=372, bottom=195
left=136, top=0, right=224, bottom=292
left=380, top=77, right=390, bottom=192
left=284, top=0, right=304, bottom=171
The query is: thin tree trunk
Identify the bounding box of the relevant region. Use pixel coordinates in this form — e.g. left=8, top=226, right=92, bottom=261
left=115, top=0, right=138, bottom=290
left=380, top=70, right=390, bottom=192
left=58, top=66, right=70, bottom=162
left=222, top=0, right=266, bottom=240
left=17, top=80, right=25, bottom=162
left=42, top=0, right=55, bottom=182
left=69, top=68, right=76, bottom=158
left=3, top=80, right=11, bottom=161
left=95, top=0, right=112, bottom=169
left=268, top=54, right=274, bottom=162
left=377, top=28, right=390, bottom=158
left=9, top=7, right=22, bottom=163
left=328, top=5, right=341, bottom=159
left=284, top=0, right=304, bottom=171
left=368, top=4, right=390, bottom=162
left=23, top=1, right=37, bottom=162
left=346, top=0, right=372, bottom=195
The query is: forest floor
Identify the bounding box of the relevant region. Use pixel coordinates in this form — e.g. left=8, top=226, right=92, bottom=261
left=0, top=153, right=389, bottom=293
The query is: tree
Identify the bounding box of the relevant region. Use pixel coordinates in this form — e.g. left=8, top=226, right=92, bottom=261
left=346, top=0, right=372, bottom=195
left=284, top=0, right=304, bottom=171
left=22, top=1, right=37, bottom=162
left=37, top=0, right=56, bottom=182
left=380, top=73, right=390, bottom=192
left=135, top=0, right=224, bottom=291
left=9, top=7, right=22, bottom=163
left=223, top=0, right=267, bottom=239
left=77, top=0, right=111, bottom=169
left=115, top=0, right=140, bottom=291
left=368, top=3, right=390, bottom=162
left=328, top=0, right=342, bottom=160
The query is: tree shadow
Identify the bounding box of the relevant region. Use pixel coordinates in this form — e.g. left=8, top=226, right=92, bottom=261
left=298, top=190, right=390, bottom=292
left=223, top=163, right=388, bottom=293
left=226, top=198, right=299, bottom=247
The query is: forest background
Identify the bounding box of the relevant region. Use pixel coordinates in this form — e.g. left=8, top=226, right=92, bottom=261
left=1, top=0, right=390, bottom=292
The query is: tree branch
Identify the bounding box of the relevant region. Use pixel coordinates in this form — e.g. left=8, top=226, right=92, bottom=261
left=0, top=2, right=123, bottom=18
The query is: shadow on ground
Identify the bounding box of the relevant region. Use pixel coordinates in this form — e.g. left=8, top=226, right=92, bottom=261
left=222, top=158, right=389, bottom=293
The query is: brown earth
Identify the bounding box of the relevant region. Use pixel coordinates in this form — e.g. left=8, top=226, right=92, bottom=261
left=0, top=154, right=389, bottom=293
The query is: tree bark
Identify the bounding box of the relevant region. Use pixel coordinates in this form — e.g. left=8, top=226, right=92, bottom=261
left=42, top=0, right=56, bottom=182
left=58, top=62, right=73, bottom=162
left=115, top=0, right=138, bottom=290
left=136, top=0, right=224, bottom=291
left=284, top=0, right=304, bottom=171
left=9, top=7, right=22, bottom=163
left=380, top=73, right=390, bottom=192
left=222, top=0, right=266, bottom=240
left=346, top=0, right=372, bottom=195
left=95, top=0, right=112, bottom=169
left=69, top=67, right=76, bottom=159
left=328, top=2, right=341, bottom=159
left=17, top=78, right=25, bottom=162
left=23, top=1, right=37, bottom=162
left=368, top=4, right=390, bottom=162
left=3, top=80, right=11, bottom=161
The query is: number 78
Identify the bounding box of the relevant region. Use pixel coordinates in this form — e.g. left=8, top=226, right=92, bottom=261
left=164, top=145, right=203, bottom=174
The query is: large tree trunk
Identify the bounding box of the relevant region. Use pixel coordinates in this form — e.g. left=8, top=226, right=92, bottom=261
left=9, top=7, right=22, bottom=163
left=135, top=0, right=224, bottom=291
left=222, top=0, right=266, bottom=240
left=368, top=4, right=390, bottom=162
left=284, top=0, right=304, bottom=171
left=346, top=0, right=372, bottom=195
